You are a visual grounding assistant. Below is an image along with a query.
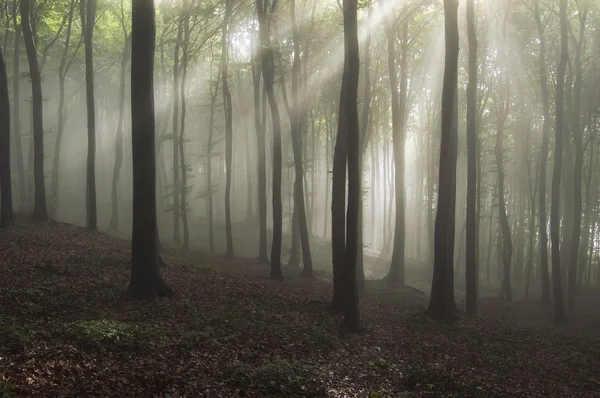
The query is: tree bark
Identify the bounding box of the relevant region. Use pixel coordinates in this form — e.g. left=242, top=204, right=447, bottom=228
left=426, top=0, right=459, bottom=320
left=340, top=0, right=361, bottom=333
left=128, top=0, right=172, bottom=298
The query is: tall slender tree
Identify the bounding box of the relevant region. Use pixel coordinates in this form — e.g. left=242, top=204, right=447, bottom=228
left=257, top=0, right=283, bottom=279
left=0, top=43, right=12, bottom=228
left=80, top=0, right=97, bottom=231
left=465, top=0, right=477, bottom=315
left=550, top=0, right=568, bottom=323
left=222, top=0, right=234, bottom=258
left=109, top=0, right=131, bottom=231
left=128, top=0, right=172, bottom=298
left=20, top=0, right=47, bottom=222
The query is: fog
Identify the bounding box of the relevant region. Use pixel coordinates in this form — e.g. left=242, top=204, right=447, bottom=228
left=3, top=0, right=600, bottom=303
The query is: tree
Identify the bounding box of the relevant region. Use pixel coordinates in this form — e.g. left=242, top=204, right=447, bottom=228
left=256, top=0, right=283, bottom=280
left=109, top=0, right=131, bottom=232
left=380, top=0, right=407, bottom=284
left=251, top=31, right=268, bottom=264
left=465, top=0, right=477, bottom=315
left=0, top=43, right=12, bottom=228
left=340, top=0, right=360, bottom=332
left=81, top=0, right=98, bottom=231
left=550, top=0, right=567, bottom=323
left=285, top=0, right=313, bottom=276
left=426, top=0, right=459, bottom=320
left=20, top=0, right=48, bottom=223
left=222, top=0, right=234, bottom=258
left=128, top=0, right=172, bottom=298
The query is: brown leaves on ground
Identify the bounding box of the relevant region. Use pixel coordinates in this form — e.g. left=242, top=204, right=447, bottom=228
left=0, top=220, right=599, bottom=397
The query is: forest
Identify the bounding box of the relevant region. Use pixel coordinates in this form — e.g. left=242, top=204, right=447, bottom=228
left=0, top=0, right=600, bottom=396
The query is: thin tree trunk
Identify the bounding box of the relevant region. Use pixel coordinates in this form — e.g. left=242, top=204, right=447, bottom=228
left=20, top=0, right=47, bottom=222
left=0, top=43, right=13, bottom=227
left=550, top=0, right=568, bottom=324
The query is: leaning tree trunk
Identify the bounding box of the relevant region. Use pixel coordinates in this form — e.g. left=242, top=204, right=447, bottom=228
left=550, top=0, right=568, bottom=324
left=128, top=0, right=172, bottom=298
left=0, top=43, right=13, bottom=228
left=20, top=0, right=47, bottom=222
left=81, top=0, right=97, bottom=231
left=426, top=0, right=459, bottom=320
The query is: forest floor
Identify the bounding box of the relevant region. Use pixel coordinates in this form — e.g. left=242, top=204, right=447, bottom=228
left=1, top=219, right=600, bottom=397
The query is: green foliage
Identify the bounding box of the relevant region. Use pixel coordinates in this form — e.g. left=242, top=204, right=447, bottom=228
left=226, top=359, right=315, bottom=394
left=65, top=319, right=139, bottom=345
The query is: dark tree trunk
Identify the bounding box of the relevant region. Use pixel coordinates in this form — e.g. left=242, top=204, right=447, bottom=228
left=256, top=0, right=283, bottom=280
left=340, top=0, right=361, bottom=332
left=222, top=0, right=234, bottom=258
left=0, top=44, right=13, bottom=228
left=550, top=0, right=567, bottom=324
left=426, top=0, right=459, bottom=320
left=20, top=0, right=47, bottom=222
left=128, top=0, right=172, bottom=298
left=465, top=0, right=478, bottom=315
left=81, top=0, right=97, bottom=231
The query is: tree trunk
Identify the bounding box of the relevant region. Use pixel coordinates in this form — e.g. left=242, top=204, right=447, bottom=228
left=20, top=0, right=47, bottom=222
left=128, top=0, right=172, bottom=298
left=81, top=0, right=97, bottom=231
left=178, top=0, right=190, bottom=250
left=12, top=14, right=25, bottom=204
left=109, top=3, right=130, bottom=232
left=550, top=0, right=567, bottom=323
left=221, top=0, right=234, bottom=257
left=427, top=0, right=459, bottom=320
left=465, top=0, right=478, bottom=314
left=171, top=16, right=182, bottom=244
left=340, top=0, right=360, bottom=332
left=257, top=0, right=283, bottom=279
left=251, top=37, right=268, bottom=263
left=533, top=0, right=551, bottom=303
left=0, top=43, right=13, bottom=228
